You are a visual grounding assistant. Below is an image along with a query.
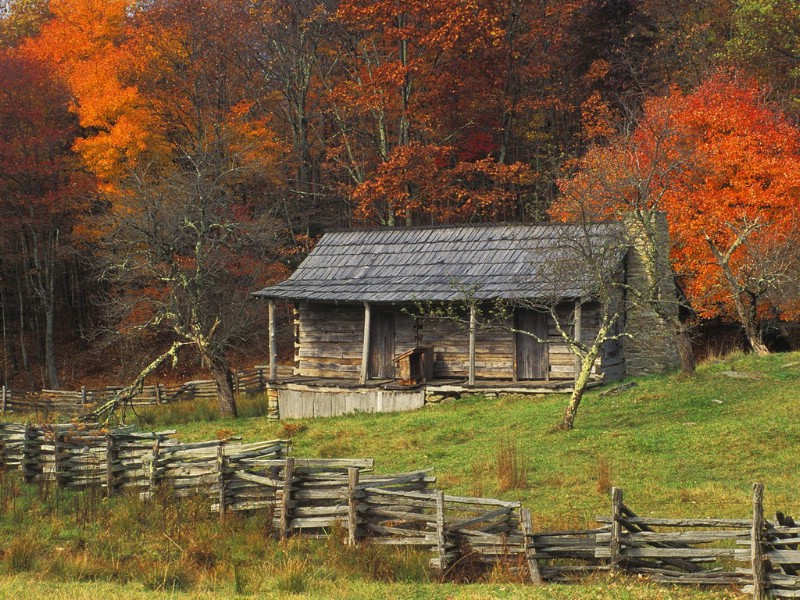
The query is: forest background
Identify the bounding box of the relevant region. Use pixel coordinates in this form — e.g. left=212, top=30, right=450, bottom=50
left=1, top=0, right=799, bottom=399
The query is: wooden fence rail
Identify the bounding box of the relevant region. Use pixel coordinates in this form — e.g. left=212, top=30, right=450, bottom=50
left=0, top=366, right=287, bottom=418
left=0, top=423, right=794, bottom=598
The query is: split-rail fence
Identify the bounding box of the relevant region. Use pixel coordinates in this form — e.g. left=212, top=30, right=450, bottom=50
left=0, top=422, right=795, bottom=599
left=0, top=367, right=280, bottom=418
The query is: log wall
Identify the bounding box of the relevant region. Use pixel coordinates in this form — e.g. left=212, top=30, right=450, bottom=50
left=295, top=301, right=621, bottom=382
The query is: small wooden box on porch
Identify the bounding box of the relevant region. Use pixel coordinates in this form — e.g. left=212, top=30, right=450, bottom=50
left=394, top=347, right=433, bottom=386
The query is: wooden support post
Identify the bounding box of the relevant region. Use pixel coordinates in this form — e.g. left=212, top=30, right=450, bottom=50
left=1, top=385, right=6, bottom=413
left=258, top=367, right=265, bottom=391
left=519, top=507, right=542, bottom=584
left=574, top=299, right=583, bottom=382
left=149, top=438, right=161, bottom=498
left=751, top=482, right=766, bottom=600
left=468, top=305, right=476, bottom=386
left=155, top=383, right=162, bottom=404
left=217, top=444, right=226, bottom=522
left=268, top=299, right=277, bottom=383
left=280, top=457, right=295, bottom=539
left=80, top=386, right=87, bottom=407
left=435, top=490, right=447, bottom=572
left=610, top=487, right=623, bottom=571
left=347, top=467, right=360, bottom=546
left=360, top=302, right=372, bottom=385
left=106, top=433, right=116, bottom=498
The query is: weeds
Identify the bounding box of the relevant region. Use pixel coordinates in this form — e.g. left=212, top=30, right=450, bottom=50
left=596, top=456, right=612, bottom=495
left=135, top=394, right=269, bottom=428
left=3, top=535, right=42, bottom=573
left=496, top=437, right=528, bottom=492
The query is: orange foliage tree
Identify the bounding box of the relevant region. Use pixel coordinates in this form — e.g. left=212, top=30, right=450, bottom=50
left=556, top=73, right=800, bottom=355
left=30, top=0, right=289, bottom=418
left=327, top=0, right=577, bottom=225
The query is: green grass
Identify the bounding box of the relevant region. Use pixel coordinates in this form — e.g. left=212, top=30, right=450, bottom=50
left=171, top=350, right=800, bottom=527
left=2, top=350, right=798, bottom=598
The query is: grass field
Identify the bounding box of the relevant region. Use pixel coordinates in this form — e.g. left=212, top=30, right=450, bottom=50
left=1, top=350, right=797, bottom=598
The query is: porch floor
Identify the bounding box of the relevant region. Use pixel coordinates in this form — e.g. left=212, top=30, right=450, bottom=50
left=270, top=375, right=594, bottom=395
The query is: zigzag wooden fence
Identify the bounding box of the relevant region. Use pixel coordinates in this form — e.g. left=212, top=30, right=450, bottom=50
left=0, top=367, right=282, bottom=418
left=0, top=423, right=794, bottom=598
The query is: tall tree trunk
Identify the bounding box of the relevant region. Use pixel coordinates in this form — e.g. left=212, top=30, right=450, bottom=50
left=722, top=265, right=769, bottom=355
left=1, top=287, right=13, bottom=385
left=16, top=274, right=33, bottom=387
left=44, top=293, right=59, bottom=389
left=561, top=348, right=599, bottom=430
left=676, top=327, right=696, bottom=374
left=209, top=355, right=237, bottom=418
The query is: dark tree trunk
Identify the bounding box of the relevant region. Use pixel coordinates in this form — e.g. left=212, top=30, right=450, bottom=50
left=210, top=355, right=237, bottom=418
left=676, top=328, right=696, bottom=374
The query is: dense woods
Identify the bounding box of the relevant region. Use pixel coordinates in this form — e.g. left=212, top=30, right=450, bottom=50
left=1, top=0, right=799, bottom=393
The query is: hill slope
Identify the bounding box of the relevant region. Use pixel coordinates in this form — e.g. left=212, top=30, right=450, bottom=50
left=178, top=350, right=800, bottom=525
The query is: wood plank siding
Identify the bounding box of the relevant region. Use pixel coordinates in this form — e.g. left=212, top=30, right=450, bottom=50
left=295, top=301, right=617, bottom=381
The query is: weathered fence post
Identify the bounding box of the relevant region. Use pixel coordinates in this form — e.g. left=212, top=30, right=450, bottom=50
left=234, top=371, right=240, bottom=396
left=280, top=457, right=295, bottom=539
left=519, top=507, right=543, bottom=584
left=258, top=368, right=265, bottom=392
left=610, top=487, right=623, bottom=571
left=22, top=424, right=38, bottom=483
left=217, top=443, right=227, bottom=522
left=53, top=428, right=65, bottom=488
left=1, top=385, right=6, bottom=413
left=81, top=386, right=87, bottom=407
left=347, top=467, right=360, bottom=545
left=149, top=438, right=161, bottom=498
left=751, top=482, right=767, bottom=600
left=155, top=383, right=162, bottom=404
left=106, top=432, right=117, bottom=498
left=435, top=490, right=447, bottom=572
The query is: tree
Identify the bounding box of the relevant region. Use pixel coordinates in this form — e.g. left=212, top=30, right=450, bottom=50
left=727, top=0, right=800, bottom=110
left=556, top=73, right=800, bottom=355
left=0, top=47, right=91, bottom=389
left=39, top=0, right=289, bottom=419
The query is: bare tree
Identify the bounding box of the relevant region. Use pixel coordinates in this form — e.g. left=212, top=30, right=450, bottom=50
left=414, top=221, right=632, bottom=431
left=89, top=161, right=285, bottom=422
left=704, top=217, right=800, bottom=355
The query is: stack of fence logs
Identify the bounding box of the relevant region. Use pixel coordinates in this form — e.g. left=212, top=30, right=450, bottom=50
left=0, top=366, right=282, bottom=418
left=0, top=423, right=796, bottom=598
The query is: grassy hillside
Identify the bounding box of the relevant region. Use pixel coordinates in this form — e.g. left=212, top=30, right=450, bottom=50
left=174, top=350, right=800, bottom=525
left=1, top=350, right=797, bottom=599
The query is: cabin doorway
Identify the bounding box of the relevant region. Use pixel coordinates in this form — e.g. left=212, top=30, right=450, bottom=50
left=515, top=308, right=548, bottom=380
left=369, top=311, right=396, bottom=379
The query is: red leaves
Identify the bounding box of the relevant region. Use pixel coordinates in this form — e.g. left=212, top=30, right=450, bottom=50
left=556, top=72, right=800, bottom=322
left=352, top=143, right=533, bottom=225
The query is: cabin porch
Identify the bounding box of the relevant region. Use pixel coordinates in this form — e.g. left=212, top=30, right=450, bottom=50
left=263, top=372, right=597, bottom=420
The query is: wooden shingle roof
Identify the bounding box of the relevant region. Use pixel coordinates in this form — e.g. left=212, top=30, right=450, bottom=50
left=253, top=222, right=623, bottom=303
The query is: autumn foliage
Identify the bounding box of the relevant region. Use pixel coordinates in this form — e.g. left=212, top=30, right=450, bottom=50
left=556, top=73, right=800, bottom=348
left=2, top=0, right=800, bottom=387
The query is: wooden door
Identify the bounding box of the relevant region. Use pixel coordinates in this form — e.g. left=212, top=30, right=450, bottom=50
left=369, top=311, right=396, bottom=379
left=515, top=309, right=548, bottom=380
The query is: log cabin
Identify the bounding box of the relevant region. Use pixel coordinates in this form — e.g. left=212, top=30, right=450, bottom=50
left=254, top=221, right=680, bottom=413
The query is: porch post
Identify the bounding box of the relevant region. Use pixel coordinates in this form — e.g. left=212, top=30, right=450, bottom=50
left=574, top=299, right=582, bottom=382
left=360, top=301, right=372, bottom=385
left=268, top=299, right=277, bottom=382
left=468, top=304, right=476, bottom=386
